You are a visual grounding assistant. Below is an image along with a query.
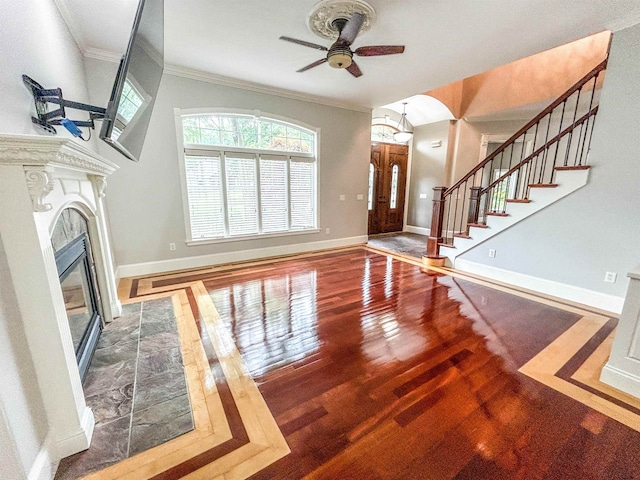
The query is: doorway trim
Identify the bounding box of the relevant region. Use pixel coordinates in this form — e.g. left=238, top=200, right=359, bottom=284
left=479, top=133, right=535, bottom=161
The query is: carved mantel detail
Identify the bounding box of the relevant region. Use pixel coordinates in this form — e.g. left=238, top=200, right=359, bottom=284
left=89, top=175, right=108, bottom=198
left=25, top=167, right=55, bottom=212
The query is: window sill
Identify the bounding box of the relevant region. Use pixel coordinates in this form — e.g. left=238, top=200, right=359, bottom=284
left=186, top=228, right=321, bottom=246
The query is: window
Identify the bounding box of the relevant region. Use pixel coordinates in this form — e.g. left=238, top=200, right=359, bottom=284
left=112, top=78, right=149, bottom=141
left=179, top=113, right=318, bottom=243
left=490, top=168, right=518, bottom=212
left=183, top=114, right=314, bottom=153
left=390, top=164, right=399, bottom=209
left=371, top=124, right=404, bottom=144
left=368, top=163, right=375, bottom=211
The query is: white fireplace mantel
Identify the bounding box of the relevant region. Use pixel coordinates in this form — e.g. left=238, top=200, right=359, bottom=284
left=0, top=134, right=121, bottom=465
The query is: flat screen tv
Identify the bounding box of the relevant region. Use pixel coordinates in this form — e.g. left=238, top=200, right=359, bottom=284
left=99, top=0, right=164, bottom=162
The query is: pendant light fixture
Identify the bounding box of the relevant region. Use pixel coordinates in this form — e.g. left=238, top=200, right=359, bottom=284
left=393, top=102, right=413, bottom=142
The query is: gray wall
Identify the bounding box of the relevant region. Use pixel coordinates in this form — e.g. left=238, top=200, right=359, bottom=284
left=460, top=24, right=640, bottom=298
left=0, top=1, right=91, bottom=476
left=85, top=58, right=371, bottom=267
left=406, top=121, right=449, bottom=228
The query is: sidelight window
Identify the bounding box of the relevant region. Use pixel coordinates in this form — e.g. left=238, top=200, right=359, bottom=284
left=368, top=163, right=375, bottom=211
left=390, top=164, right=399, bottom=209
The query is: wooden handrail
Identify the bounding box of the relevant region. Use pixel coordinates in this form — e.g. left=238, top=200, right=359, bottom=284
left=443, top=59, right=607, bottom=196
left=480, top=106, right=599, bottom=194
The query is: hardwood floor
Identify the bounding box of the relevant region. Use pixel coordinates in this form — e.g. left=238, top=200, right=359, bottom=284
left=111, top=246, right=640, bottom=479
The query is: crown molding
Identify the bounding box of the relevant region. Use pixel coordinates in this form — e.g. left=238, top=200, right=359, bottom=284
left=82, top=48, right=370, bottom=113
left=84, top=47, right=122, bottom=63
left=0, top=134, right=119, bottom=176
left=163, top=65, right=371, bottom=113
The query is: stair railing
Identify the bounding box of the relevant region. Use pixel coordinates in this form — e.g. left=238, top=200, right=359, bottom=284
left=426, top=59, right=607, bottom=258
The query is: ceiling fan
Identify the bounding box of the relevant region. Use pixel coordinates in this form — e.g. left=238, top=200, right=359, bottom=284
left=279, top=12, right=405, bottom=78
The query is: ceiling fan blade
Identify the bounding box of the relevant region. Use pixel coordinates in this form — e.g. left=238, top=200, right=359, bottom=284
left=338, top=12, right=365, bottom=45
left=355, top=45, right=406, bottom=56
left=346, top=61, right=363, bottom=78
left=297, top=58, right=328, bottom=72
left=279, top=36, right=328, bottom=51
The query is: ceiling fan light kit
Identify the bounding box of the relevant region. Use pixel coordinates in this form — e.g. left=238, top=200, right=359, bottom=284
left=279, top=0, right=405, bottom=78
left=327, top=47, right=353, bottom=68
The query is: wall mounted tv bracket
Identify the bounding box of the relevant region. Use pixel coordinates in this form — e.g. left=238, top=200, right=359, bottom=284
left=23, top=75, right=106, bottom=138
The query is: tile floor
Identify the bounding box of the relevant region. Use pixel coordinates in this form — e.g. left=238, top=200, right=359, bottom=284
left=367, top=232, right=428, bottom=259
left=55, top=297, right=193, bottom=480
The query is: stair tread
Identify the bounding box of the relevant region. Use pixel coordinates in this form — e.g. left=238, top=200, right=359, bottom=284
left=468, top=223, right=489, bottom=229
left=453, top=234, right=471, bottom=239
left=438, top=243, right=456, bottom=249
left=506, top=199, right=531, bottom=203
left=487, top=212, right=509, bottom=217
left=554, top=165, right=591, bottom=171
left=529, top=183, right=559, bottom=188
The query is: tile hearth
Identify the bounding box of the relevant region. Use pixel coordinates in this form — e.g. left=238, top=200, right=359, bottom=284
left=55, top=298, right=193, bottom=480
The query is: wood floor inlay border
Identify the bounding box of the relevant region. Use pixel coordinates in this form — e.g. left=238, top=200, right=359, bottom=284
left=519, top=316, right=640, bottom=432
left=83, top=283, right=289, bottom=479
left=108, top=245, right=637, bottom=478
left=362, top=245, right=640, bottom=431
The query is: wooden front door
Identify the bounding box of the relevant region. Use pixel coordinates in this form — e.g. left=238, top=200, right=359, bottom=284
left=368, top=143, right=409, bottom=235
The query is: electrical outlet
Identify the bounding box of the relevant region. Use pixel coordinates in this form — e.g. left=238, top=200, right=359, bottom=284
left=488, top=249, right=496, bottom=258
left=419, top=193, right=427, bottom=199
left=339, top=194, right=345, bottom=201
left=325, top=228, right=331, bottom=235
left=169, top=243, right=176, bottom=251
left=356, top=194, right=364, bottom=200
left=604, top=271, right=617, bottom=283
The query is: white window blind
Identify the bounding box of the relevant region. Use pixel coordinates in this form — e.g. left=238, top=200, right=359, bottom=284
left=225, top=156, right=259, bottom=236
left=180, top=113, right=317, bottom=242
left=260, top=156, right=288, bottom=233
left=290, top=159, right=315, bottom=229
left=184, top=155, right=225, bottom=239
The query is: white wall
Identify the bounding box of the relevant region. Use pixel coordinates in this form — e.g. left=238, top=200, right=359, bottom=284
left=0, top=1, right=94, bottom=477
left=0, top=238, right=49, bottom=478
left=406, top=121, right=449, bottom=229
left=459, top=23, right=640, bottom=299
left=0, top=1, right=94, bottom=141
left=85, top=58, right=372, bottom=269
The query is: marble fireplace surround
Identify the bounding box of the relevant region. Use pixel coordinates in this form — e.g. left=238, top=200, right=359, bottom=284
left=0, top=134, right=121, bottom=464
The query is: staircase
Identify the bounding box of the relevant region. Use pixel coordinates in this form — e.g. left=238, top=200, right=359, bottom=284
left=426, top=59, right=607, bottom=266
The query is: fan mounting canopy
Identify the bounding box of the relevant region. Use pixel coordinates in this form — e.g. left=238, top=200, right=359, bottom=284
left=307, top=0, right=376, bottom=40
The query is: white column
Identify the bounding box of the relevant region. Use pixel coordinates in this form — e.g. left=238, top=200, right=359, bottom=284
left=0, top=165, right=94, bottom=458
left=601, top=266, right=640, bottom=398
left=89, top=175, right=122, bottom=322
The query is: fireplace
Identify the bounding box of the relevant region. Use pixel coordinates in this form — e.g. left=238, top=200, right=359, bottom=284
left=53, top=208, right=104, bottom=381
left=0, top=134, right=121, bottom=460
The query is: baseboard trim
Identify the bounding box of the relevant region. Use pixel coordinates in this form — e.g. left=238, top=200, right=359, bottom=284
left=600, top=363, right=640, bottom=398
left=404, top=225, right=430, bottom=236
left=29, top=433, right=56, bottom=480
left=54, top=406, right=94, bottom=460
left=454, top=258, right=625, bottom=314
left=116, top=235, right=368, bottom=278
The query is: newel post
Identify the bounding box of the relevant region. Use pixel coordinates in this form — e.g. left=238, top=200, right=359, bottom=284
left=467, top=186, right=482, bottom=226
left=426, top=186, right=446, bottom=258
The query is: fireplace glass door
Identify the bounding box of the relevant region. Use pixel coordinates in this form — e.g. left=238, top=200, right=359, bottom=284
left=55, top=233, right=103, bottom=381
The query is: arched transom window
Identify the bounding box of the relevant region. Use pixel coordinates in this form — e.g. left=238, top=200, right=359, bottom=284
left=178, top=113, right=318, bottom=243
left=371, top=124, right=404, bottom=144
left=182, top=114, right=315, bottom=153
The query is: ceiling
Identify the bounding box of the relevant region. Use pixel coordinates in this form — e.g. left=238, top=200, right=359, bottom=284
left=54, top=0, right=640, bottom=111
